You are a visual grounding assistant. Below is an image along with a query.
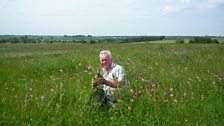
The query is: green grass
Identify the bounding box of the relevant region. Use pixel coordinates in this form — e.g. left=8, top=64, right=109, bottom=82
left=0, top=43, right=224, bottom=125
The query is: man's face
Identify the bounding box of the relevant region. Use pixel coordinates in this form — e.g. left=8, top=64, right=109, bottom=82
left=100, top=54, right=112, bottom=70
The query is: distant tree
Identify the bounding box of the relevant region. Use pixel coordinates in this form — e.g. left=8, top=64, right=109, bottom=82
left=0, top=39, right=7, bottom=43
left=20, top=35, right=29, bottom=43
left=89, top=40, right=96, bottom=44
left=212, top=39, right=219, bottom=44
left=176, top=38, right=184, bottom=43
left=75, top=35, right=85, bottom=37
left=80, top=40, right=87, bottom=44
left=11, top=37, right=20, bottom=44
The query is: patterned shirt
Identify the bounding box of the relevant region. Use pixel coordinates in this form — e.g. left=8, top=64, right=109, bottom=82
left=102, top=63, right=127, bottom=95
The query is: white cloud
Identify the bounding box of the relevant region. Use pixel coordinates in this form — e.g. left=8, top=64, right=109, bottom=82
left=180, top=0, right=191, bottom=3
left=202, top=0, right=224, bottom=9
left=162, top=6, right=177, bottom=15
left=162, top=0, right=224, bottom=15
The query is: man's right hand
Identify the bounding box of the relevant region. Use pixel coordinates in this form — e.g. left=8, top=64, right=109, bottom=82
left=96, top=77, right=106, bottom=85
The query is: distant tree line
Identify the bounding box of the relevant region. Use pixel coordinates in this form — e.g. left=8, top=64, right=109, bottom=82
left=121, top=36, right=165, bottom=43
left=189, top=37, right=219, bottom=44
left=175, top=37, right=220, bottom=44
left=0, top=35, right=43, bottom=44
left=64, top=35, right=92, bottom=37
left=0, top=35, right=166, bottom=44
left=0, top=35, right=221, bottom=44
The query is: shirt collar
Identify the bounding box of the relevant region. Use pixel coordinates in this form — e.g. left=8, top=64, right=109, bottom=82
left=102, top=63, right=114, bottom=72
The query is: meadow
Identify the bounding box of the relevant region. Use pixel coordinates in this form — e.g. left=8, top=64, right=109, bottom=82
left=0, top=43, right=224, bottom=125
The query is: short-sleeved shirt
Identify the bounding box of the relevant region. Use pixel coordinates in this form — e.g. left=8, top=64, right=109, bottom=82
left=102, top=63, right=127, bottom=95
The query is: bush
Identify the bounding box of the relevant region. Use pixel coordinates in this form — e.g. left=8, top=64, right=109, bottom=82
left=212, top=39, right=219, bottom=44
left=176, top=38, right=185, bottom=43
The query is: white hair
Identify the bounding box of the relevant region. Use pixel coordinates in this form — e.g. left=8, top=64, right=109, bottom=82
left=99, top=50, right=112, bottom=59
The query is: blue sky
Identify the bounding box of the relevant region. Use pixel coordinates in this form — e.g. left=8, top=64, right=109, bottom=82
left=1, top=0, right=224, bottom=36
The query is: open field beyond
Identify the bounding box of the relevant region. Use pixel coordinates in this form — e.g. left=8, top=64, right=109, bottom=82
left=0, top=43, right=224, bottom=125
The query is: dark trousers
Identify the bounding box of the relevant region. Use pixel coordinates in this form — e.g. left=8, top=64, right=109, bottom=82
left=90, top=89, right=117, bottom=107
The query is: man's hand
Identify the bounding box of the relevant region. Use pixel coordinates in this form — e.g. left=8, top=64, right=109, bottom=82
left=96, top=77, right=107, bottom=85
left=95, top=77, right=125, bottom=88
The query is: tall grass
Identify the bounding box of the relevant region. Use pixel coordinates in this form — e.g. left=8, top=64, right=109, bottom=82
left=0, top=43, right=223, bottom=125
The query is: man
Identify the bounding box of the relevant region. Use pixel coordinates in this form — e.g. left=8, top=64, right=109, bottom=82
left=92, top=50, right=127, bottom=107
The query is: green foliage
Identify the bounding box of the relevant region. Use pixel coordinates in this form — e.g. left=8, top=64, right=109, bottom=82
left=189, top=37, right=220, bottom=44
left=0, top=43, right=224, bottom=125
left=0, top=35, right=166, bottom=44
left=122, top=36, right=165, bottom=43
left=175, top=38, right=185, bottom=43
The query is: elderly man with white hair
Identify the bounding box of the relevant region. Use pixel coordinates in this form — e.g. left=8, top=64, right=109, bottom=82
left=92, top=50, right=127, bottom=107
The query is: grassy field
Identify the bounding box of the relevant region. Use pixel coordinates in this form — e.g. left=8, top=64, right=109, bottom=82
left=0, top=43, right=224, bottom=125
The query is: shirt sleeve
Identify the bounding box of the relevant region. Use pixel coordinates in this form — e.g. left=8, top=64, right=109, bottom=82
left=116, top=66, right=127, bottom=84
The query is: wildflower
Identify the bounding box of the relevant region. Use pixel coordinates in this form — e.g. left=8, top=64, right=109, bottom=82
left=40, top=95, right=45, bottom=103
left=140, top=86, right=143, bottom=90
left=130, top=88, right=134, bottom=94
left=192, top=92, right=195, bottom=96
left=50, top=76, right=56, bottom=81
left=138, top=90, right=142, bottom=94
left=29, top=87, right=33, bottom=95
left=117, top=99, right=122, bottom=103
left=60, top=82, right=64, bottom=89
left=163, top=92, right=169, bottom=104
left=152, top=84, right=156, bottom=89
left=169, top=87, right=174, bottom=97
left=87, top=64, right=93, bottom=70
left=130, top=98, right=134, bottom=103
left=164, top=99, right=169, bottom=104
left=128, top=106, right=131, bottom=111
left=153, top=96, right=158, bottom=102
left=174, top=99, right=178, bottom=103
left=112, top=104, right=116, bottom=109
left=50, top=88, right=54, bottom=92
left=149, top=89, right=154, bottom=96
left=30, top=94, right=33, bottom=100
left=60, top=69, right=63, bottom=73
left=29, top=87, right=33, bottom=92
